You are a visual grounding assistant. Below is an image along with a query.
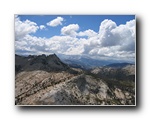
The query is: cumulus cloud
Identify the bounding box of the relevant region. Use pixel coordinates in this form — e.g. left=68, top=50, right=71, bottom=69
left=113, top=20, right=135, bottom=51
left=61, top=24, right=79, bottom=37
left=83, top=19, right=135, bottom=61
left=39, top=25, right=46, bottom=30
left=15, top=17, right=135, bottom=62
left=47, top=17, right=64, bottom=27
left=98, top=19, right=118, bottom=47
left=97, top=19, right=135, bottom=50
left=15, top=17, right=39, bottom=41
left=78, top=29, right=97, bottom=38
left=15, top=34, right=83, bottom=56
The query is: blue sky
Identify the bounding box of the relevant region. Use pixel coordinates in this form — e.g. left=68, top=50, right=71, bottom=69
left=18, top=15, right=135, bottom=38
left=15, top=15, right=135, bottom=62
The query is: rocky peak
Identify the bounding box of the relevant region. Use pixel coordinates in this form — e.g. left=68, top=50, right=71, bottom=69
left=15, top=54, right=69, bottom=74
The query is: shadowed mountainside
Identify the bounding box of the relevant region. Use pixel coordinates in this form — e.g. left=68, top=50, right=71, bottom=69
left=15, top=54, right=69, bottom=73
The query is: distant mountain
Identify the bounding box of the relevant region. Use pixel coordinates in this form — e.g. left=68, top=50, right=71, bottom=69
left=105, top=63, right=134, bottom=68
left=91, top=64, right=135, bottom=81
left=15, top=54, right=69, bottom=74
left=58, top=55, right=112, bottom=69
left=58, top=54, right=135, bottom=70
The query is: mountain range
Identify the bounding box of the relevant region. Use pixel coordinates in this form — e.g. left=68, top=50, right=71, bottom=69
left=57, top=54, right=134, bottom=69
left=15, top=54, right=135, bottom=105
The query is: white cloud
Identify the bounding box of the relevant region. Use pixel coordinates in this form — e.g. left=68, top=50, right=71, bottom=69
left=99, top=19, right=117, bottom=33
left=47, top=17, right=64, bottom=27
left=15, top=17, right=135, bottom=62
left=39, top=25, right=46, bottom=30
left=61, top=24, right=79, bottom=37
left=96, top=19, right=135, bottom=51
left=111, top=19, right=135, bottom=52
left=15, top=17, right=39, bottom=41
left=78, top=29, right=97, bottom=38
left=83, top=19, right=135, bottom=61
left=98, top=19, right=118, bottom=47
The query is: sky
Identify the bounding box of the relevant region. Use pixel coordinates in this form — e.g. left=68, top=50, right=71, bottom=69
left=15, top=15, right=135, bottom=62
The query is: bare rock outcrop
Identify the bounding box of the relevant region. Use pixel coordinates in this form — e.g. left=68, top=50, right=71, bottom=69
left=15, top=54, right=135, bottom=105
